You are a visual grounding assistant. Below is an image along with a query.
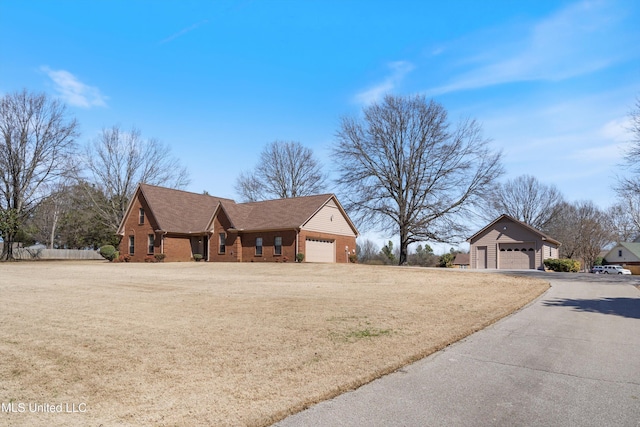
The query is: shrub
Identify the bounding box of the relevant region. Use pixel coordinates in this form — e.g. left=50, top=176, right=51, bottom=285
left=99, top=245, right=118, bottom=262
left=296, top=253, right=305, bottom=263
left=544, top=258, right=580, bottom=272
left=144, top=255, right=154, bottom=263
left=193, top=254, right=203, bottom=262
left=349, top=254, right=358, bottom=263
left=154, top=253, right=166, bottom=262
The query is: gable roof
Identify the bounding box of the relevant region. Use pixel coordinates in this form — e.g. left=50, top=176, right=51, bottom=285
left=214, top=194, right=358, bottom=235
left=604, top=242, right=640, bottom=260
left=118, top=184, right=359, bottom=236
left=118, top=184, right=235, bottom=235
left=467, top=214, right=561, bottom=246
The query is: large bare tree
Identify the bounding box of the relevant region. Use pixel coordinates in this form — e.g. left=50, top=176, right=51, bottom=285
left=545, top=201, right=613, bottom=271
left=484, top=174, right=565, bottom=231
left=616, top=97, right=640, bottom=196
left=0, top=90, right=79, bottom=260
left=235, top=140, right=327, bottom=202
left=82, top=125, right=190, bottom=231
left=333, top=94, right=503, bottom=265
left=607, top=198, right=640, bottom=242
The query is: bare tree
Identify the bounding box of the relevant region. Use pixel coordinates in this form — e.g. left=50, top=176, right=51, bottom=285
left=82, top=125, right=190, bottom=231
left=28, top=182, right=73, bottom=248
left=0, top=90, right=79, bottom=260
left=356, top=238, right=380, bottom=263
left=235, top=140, right=327, bottom=202
left=332, top=94, right=503, bottom=265
left=615, top=97, right=640, bottom=197
left=545, top=201, right=612, bottom=271
left=627, top=96, right=640, bottom=153
left=607, top=198, right=640, bottom=242
left=484, top=175, right=564, bottom=231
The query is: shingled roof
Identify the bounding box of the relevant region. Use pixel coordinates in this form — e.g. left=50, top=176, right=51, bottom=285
left=467, top=214, right=561, bottom=246
left=219, top=194, right=336, bottom=231
left=128, top=184, right=234, bottom=234
left=118, top=184, right=357, bottom=235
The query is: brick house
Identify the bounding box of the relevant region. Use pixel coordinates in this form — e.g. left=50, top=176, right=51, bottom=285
left=467, top=214, right=560, bottom=270
left=117, top=184, right=359, bottom=262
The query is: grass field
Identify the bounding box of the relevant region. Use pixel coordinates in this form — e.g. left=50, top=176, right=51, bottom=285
left=0, top=261, right=549, bottom=426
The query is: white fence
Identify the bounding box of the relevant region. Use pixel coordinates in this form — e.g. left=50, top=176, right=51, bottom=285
left=7, top=247, right=103, bottom=260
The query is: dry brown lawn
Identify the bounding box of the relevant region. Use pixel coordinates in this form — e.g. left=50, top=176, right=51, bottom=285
left=0, top=261, right=549, bottom=426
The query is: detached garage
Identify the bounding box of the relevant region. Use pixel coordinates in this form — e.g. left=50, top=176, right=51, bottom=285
left=468, top=214, right=561, bottom=270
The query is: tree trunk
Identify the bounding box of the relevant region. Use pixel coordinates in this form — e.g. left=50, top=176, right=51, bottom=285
left=3, top=232, right=15, bottom=261
left=399, top=228, right=409, bottom=266
left=49, top=208, right=60, bottom=249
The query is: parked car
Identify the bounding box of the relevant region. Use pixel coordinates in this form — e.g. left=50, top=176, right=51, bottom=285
left=591, top=266, right=604, bottom=274
left=601, top=265, right=632, bottom=275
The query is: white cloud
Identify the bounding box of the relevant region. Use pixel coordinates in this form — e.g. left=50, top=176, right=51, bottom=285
left=600, top=117, right=633, bottom=143
left=41, top=67, right=107, bottom=108
left=354, top=61, right=415, bottom=105
left=426, top=0, right=631, bottom=95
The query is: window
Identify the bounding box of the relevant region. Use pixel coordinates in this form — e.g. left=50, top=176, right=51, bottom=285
left=274, top=236, right=282, bottom=256
left=219, top=233, right=226, bottom=254
left=148, top=234, right=154, bottom=254
left=255, top=237, right=263, bottom=256
left=129, top=236, right=135, bottom=255
left=139, top=208, right=145, bottom=224
left=619, top=250, right=623, bottom=257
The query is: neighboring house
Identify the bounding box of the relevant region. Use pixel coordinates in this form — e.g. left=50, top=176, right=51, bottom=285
left=467, top=214, right=561, bottom=270
left=603, top=242, right=640, bottom=266
left=117, top=184, right=358, bottom=263
left=452, top=253, right=470, bottom=269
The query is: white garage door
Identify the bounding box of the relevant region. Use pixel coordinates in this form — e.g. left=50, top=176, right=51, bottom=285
left=499, top=244, right=535, bottom=269
left=306, top=238, right=335, bottom=263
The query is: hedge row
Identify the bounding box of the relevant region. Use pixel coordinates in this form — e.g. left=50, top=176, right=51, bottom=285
left=544, top=258, right=580, bottom=272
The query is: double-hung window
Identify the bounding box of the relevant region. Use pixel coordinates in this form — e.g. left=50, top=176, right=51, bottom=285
left=255, top=238, right=263, bottom=256
left=129, top=236, right=135, bottom=255
left=139, top=208, right=145, bottom=224
left=219, top=233, right=226, bottom=254
left=148, top=234, right=154, bottom=254
left=274, top=236, right=282, bottom=256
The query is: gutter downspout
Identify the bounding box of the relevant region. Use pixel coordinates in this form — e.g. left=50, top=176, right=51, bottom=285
left=296, top=229, right=299, bottom=261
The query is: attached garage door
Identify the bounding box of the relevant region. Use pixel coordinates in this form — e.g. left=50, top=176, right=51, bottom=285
left=306, top=238, right=335, bottom=263
left=499, top=243, right=535, bottom=269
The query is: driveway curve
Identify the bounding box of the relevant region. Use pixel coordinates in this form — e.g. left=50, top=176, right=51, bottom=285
left=275, top=271, right=640, bottom=427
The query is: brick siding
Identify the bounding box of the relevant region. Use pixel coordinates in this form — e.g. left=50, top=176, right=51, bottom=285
left=118, top=195, right=158, bottom=262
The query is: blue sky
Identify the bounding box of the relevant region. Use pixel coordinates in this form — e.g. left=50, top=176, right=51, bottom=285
left=1, top=0, right=639, bottom=248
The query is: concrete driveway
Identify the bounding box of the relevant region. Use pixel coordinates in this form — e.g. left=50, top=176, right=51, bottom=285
left=275, top=271, right=640, bottom=427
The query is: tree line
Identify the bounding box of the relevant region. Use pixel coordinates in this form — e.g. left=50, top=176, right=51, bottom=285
left=2, top=89, right=639, bottom=266
left=0, top=90, right=189, bottom=260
